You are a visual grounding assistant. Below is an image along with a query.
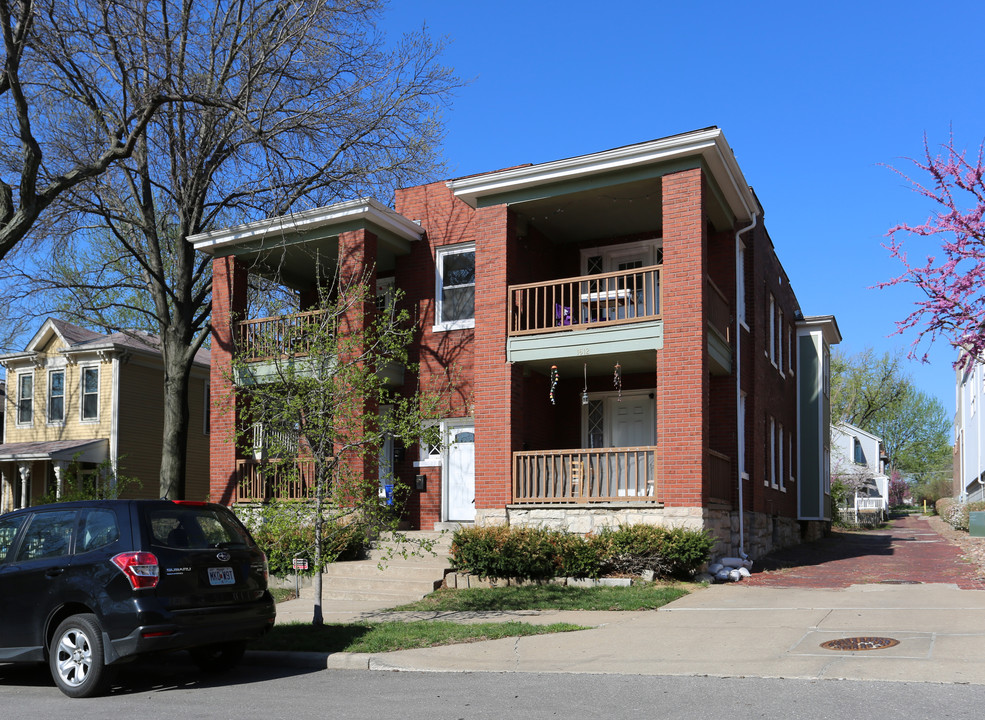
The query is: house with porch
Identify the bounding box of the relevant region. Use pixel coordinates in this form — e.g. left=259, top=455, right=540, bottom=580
left=193, top=127, right=840, bottom=559
left=831, top=421, right=890, bottom=520
left=0, top=318, right=211, bottom=509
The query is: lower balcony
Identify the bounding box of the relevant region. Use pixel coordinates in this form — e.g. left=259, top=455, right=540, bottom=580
left=513, top=447, right=658, bottom=504
left=235, top=458, right=316, bottom=502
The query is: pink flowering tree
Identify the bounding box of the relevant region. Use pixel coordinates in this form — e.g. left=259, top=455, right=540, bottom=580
left=888, top=471, right=908, bottom=507
left=881, top=133, right=985, bottom=362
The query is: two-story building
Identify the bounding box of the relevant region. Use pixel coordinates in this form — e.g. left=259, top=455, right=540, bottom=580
left=193, top=127, right=840, bottom=559
left=831, top=421, right=890, bottom=518
left=0, top=319, right=211, bottom=509
left=955, top=351, right=985, bottom=501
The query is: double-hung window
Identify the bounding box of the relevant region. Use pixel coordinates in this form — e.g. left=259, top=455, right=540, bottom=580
left=16, top=373, right=33, bottom=425
left=48, top=370, right=65, bottom=424
left=435, top=243, right=475, bottom=331
left=81, top=366, right=99, bottom=421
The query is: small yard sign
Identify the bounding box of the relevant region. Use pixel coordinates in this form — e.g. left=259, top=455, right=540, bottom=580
left=292, top=558, right=309, bottom=571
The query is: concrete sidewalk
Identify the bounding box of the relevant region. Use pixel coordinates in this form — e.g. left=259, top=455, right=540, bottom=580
left=261, top=582, right=985, bottom=684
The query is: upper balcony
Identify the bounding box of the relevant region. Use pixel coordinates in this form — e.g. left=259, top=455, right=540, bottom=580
left=233, top=310, right=403, bottom=386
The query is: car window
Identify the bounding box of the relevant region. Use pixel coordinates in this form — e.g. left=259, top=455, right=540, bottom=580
left=0, top=515, right=27, bottom=562
left=78, top=509, right=120, bottom=553
left=147, top=508, right=250, bottom=549
left=15, top=510, right=77, bottom=561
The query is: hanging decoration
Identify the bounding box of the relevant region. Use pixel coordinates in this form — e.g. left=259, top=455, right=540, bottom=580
left=613, top=362, right=622, bottom=400
left=582, top=363, right=589, bottom=405
left=549, top=365, right=559, bottom=405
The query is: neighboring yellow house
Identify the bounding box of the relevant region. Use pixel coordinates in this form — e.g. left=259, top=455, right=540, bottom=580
left=0, top=319, right=210, bottom=510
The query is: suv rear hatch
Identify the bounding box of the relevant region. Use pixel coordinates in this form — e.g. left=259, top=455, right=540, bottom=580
left=139, top=503, right=268, bottom=610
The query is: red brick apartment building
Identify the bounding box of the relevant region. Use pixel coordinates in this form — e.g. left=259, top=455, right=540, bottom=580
left=191, top=127, right=840, bottom=559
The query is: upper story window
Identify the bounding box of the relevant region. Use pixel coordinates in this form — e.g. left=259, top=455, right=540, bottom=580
left=853, top=437, right=866, bottom=465
left=81, top=366, right=99, bottom=421
left=767, top=293, right=776, bottom=366
left=48, top=369, right=65, bottom=424
left=435, top=243, right=475, bottom=331
left=16, top=372, right=33, bottom=425
left=822, top=343, right=830, bottom=398
left=777, top=308, right=784, bottom=373
left=376, top=276, right=396, bottom=313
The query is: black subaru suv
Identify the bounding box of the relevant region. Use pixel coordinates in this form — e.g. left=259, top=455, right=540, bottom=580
left=0, top=499, right=275, bottom=697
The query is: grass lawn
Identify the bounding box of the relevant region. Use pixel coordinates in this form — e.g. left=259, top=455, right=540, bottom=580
left=251, top=620, right=588, bottom=654
left=393, top=582, right=691, bottom=612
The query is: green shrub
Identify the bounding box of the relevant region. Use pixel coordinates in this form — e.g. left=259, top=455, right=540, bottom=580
left=450, top=524, right=714, bottom=580
left=936, top=497, right=956, bottom=519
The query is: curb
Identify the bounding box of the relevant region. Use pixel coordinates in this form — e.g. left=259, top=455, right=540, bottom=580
left=246, top=650, right=371, bottom=670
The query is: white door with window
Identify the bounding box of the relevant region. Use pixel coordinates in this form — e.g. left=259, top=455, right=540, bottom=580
left=445, top=424, right=475, bottom=521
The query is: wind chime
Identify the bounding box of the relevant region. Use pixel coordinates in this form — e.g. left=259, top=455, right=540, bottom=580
left=613, top=362, right=622, bottom=400
left=582, top=363, right=589, bottom=405
left=549, top=365, right=559, bottom=405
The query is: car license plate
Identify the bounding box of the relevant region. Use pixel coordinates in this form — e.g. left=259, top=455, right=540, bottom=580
left=208, top=567, right=235, bottom=586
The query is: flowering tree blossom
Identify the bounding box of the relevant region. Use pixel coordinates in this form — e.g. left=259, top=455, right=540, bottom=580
left=881, top=133, right=985, bottom=363
left=888, top=471, right=908, bottom=507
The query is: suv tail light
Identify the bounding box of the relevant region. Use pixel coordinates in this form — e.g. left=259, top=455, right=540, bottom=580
left=111, top=551, right=160, bottom=590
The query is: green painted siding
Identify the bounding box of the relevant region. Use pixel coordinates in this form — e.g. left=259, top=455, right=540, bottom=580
left=799, top=334, right=821, bottom=519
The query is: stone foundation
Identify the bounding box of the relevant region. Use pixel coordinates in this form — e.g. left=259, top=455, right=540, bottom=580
left=476, top=505, right=830, bottom=566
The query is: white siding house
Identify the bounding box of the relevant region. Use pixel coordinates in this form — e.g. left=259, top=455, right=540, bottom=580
left=830, top=421, right=889, bottom=517
left=955, top=353, right=985, bottom=502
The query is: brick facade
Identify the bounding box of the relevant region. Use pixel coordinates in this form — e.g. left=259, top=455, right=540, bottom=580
left=200, top=129, right=833, bottom=558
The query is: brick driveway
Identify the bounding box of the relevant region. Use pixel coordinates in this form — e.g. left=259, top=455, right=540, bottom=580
left=742, top=514, right=985, bottom=590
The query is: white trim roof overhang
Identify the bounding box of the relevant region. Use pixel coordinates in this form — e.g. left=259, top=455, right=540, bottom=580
left=0, top=438, right=108, bottom=463
left=446, top=127, right=758, bottom=223
left=187, top=197, right=423, bottom=256
left=797, top=315, right=843, bottom=346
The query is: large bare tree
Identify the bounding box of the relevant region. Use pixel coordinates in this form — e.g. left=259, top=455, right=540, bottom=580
left=0, top=0, right=202, bottom=262
left=15, top=0, right=456, bottom=499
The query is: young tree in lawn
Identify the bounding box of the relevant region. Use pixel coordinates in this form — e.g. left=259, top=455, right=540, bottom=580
left=16, top=0, right=457, bottom=499
left=881, top=132, right=985, bottom=361
left=231, top=271, right=440, bottom=626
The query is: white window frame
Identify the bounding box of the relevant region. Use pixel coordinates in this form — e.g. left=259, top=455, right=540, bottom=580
left=80, top=365, right=100, bottom=422
left=434, top=243, right=475, bottom=332
left=768, top=416, right=778, bottom=488
left=787, top=324, right=795, bottom=375
left=777, top=308, right=784, bottom=376
left=822, top=343, right=830, bottom=398
left=376, top=276, right=396, bottom=313
left=16, top=371, right=33, bottom=426
left=768, top=294, right=776, bottom=366
left=47, top=368, right=66, bottom=425
left=788, top=431, right=795, bottom=486
left=778, top=422, right=786, bottom=492
left=416, top=420, right=443, bottom=467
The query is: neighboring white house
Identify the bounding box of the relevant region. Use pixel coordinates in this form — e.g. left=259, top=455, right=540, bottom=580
left=955, top=351, right=985, bottom=502
left=830, top=421, right=889, bottom=518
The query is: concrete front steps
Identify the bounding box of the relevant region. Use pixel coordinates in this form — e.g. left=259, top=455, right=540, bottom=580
left=298, top=531, right=454, bottom=606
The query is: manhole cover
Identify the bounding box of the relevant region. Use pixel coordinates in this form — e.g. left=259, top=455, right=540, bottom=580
left=820, top=636, right=900, bottom=651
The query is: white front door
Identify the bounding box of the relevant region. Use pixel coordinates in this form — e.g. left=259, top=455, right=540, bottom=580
left=584, top=392, right=655, bottom=448
left=445, top=425, right=475, bottom=521
left=610, top=394, right=654, bottom=447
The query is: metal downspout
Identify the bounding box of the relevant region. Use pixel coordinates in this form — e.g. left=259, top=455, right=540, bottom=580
left=735, top=213, right=758, bottom=559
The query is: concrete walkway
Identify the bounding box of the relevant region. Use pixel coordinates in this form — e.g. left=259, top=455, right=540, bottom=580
left=259, top=516, right=985, bottom=685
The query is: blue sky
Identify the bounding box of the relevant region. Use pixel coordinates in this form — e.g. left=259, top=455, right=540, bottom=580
left=383, top=0, right=985, bottom=415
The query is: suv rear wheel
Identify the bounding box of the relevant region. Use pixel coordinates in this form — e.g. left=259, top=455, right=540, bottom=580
left=49, top=614, right=111, bottom=698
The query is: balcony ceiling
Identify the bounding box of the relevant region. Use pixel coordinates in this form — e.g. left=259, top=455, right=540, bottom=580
left=512, top=178, right=663, bottom=244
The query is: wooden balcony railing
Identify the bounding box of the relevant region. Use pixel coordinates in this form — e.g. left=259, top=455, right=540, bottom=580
left=508, top=266, right=661, bottom=336
left=707, top=449, right=732, bottom=505
left=237, top=310, right=329, bottom=362
left=513, top=447, right=658, bottom=504
left=236, top=458, right=316, bottom=502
